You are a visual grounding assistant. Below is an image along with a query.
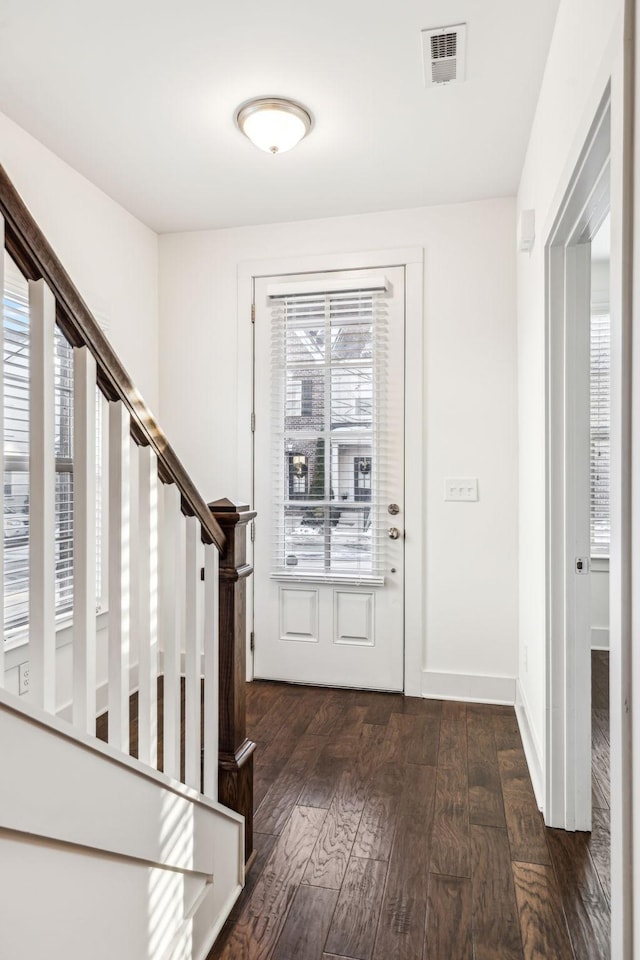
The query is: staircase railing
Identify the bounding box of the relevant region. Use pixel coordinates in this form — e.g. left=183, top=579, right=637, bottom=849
left=0, top=166, right=254, bottom=860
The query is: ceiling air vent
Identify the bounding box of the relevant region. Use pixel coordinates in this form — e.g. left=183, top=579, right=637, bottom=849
left=421, top=24, right=467, bottom=87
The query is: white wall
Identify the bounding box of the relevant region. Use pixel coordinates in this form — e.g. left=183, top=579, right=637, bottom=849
left=159, top=197, right=519, bottom=696
left=516, top=1, right=632, bottom=951
left=516, top=0, right=623, bottom=772
left=0, top=110, right=160, bottom=412
left=1, top=111, right=160, bottom=711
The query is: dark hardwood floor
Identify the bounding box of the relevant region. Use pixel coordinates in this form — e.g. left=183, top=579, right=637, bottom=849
left=590, top=651, right=611, bottom=901
left=207, top=681, right=611, bottom=960
left=541, top=649, right=610, bottom=959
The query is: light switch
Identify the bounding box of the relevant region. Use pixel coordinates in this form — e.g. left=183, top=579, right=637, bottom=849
left=444, top=478, right=478, bottom=501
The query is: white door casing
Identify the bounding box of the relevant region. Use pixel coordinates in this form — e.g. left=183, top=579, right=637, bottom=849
left=546, top=93, right=611, bottom=832
left=253, top=266, right=405, bottom=691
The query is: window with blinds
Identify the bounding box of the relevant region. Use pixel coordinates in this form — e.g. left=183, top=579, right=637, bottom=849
left=3, top=252, right=102, bottom=642
left=590, top=309, right=610, bottom=556
left=269, top=282, right=388, bottom=581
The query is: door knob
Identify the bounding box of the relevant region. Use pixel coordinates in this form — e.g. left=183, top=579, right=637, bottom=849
left=388, top=527, right=401, bottom=540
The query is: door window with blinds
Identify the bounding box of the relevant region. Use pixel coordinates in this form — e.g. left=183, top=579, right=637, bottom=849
left=3, top=252, right=102, bottom=641
left=268, top=278, right=389, bottom=581
left=590, top=307, right=610, bottom=556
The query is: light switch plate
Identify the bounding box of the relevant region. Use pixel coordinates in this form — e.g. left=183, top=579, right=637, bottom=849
left=444, top=477, right=478, bottom=501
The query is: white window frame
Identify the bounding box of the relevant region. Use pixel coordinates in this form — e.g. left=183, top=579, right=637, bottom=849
left=269, top=284, right=386, bottom=581
left=2, top=258, right=109, bottom=657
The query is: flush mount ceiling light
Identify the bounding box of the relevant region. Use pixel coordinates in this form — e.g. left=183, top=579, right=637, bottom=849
left=235, top=97, right=312, bottom=154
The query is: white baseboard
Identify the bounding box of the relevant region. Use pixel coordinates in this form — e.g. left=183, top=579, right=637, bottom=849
left=421, top=670, right=516, bottom=705
left=515, top=679, right=544, bottom=811
left=591, top=626, right=610, bottom=650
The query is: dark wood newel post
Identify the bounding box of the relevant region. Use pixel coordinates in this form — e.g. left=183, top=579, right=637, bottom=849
left=209, top=497, right=257, bottom=869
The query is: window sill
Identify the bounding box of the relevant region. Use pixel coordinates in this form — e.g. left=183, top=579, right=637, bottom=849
left=4, top=609, right=110, bottom=672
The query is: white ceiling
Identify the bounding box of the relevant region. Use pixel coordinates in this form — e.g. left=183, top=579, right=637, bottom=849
left=0, top=0, right=560, bottom=233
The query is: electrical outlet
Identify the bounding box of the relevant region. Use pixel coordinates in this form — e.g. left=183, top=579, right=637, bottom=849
left=18, top=661, right=30, bottom=695
left=444, top=477, right=478, bottom=501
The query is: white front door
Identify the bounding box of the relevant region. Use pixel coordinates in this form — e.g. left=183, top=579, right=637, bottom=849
left=253, top=265, right=405, bottom=691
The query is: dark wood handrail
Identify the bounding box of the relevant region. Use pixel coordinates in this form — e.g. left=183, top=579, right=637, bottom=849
left=0, top=165, right=224, bottom=551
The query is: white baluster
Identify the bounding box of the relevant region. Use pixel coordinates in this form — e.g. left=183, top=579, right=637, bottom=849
left=184, top=516, right=203, bottom=789
left=28, top=279, right=56, bottom=712
left=160, top=482, right=184, bottom=780
left=202, top=544, right=219, bottom=800
left=128, top=436, right=140, bottom=733
left=137, top=445, right=159, bottom=768
left=72, top=347, right=97, bottom=733
left=107, top=401, right=130, bottom=752
left=0, top=217, right=4, bottom=688
left=99, top=391, right=109, bottom=608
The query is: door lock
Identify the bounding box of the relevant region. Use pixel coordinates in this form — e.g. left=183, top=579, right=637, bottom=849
left=388, top=503, right=400, bottom=515
left=575, top=557, right=590, bottom=575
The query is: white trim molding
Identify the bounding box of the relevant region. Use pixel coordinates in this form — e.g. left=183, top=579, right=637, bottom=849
left=421, top=670, right=516, bottom=705
left=545, top=90, right=611, bottom=832
left=238, top=246, right=425, bottom=697
left=515, top=678, right=544, bottom=810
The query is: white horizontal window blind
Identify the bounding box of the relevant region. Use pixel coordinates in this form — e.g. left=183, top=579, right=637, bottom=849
left=590, top=309, right=610, bottom=556
left=269, top=282, right=389, bottom=581
left=3, top=252, right=103, bottom=641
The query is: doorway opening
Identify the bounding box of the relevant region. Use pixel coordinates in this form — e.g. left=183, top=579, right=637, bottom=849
left=545, top=92, right=610, bottom=834
left=589, top=212, right=611, bottom=901
left=239, top=247, right=425, bottom=696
